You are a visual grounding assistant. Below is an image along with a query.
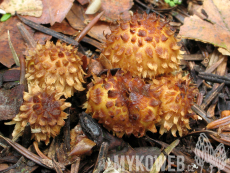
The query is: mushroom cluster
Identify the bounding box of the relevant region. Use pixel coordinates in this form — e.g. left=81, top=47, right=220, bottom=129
left=85, top=12, right=198, bottom=137
left=8, top=41, right=86, bottom=144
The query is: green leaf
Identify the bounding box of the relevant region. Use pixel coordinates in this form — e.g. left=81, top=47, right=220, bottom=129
left=164, top=0, right=170, bottom=3
left=1, top=13, right=11, bottom=22
left=174, top=0, right=179, bottom=4
left=169, top=1, right=175, bottom=7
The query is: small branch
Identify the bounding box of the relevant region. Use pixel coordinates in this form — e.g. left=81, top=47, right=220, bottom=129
left=200, top=83, right=225, bottom=109
left=17, top=22, right=36, bottom=48
left=19, top=54, right=26, bottom=86
left=82, top=36, right=102, bottom=50
left=93, top=142, right=109, bottom=173
left=182, top=54, right=204, bottom=61
left=134, top=0, right=165, bottom=18
left=191, top=103, right=212, bottom=124
left=17, top=13, right=79, bottom=46
left=75, top=11, right=104, bottom=43
left=71, top=157, right=80, bottom=173
left=205, top=57, right=224, bottom=73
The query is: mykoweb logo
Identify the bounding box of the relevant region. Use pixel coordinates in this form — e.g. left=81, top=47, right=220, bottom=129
left=111, top=154, right=185, bottom=172
left=107, top=133, right=227, bottom=172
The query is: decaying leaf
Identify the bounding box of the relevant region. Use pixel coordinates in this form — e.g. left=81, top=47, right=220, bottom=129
left=0, top=0, right=43, bottom=17
left=0, top=85, right=24, bottom=121
left=0, top=17, right=34, bottom=68
left=66, top=3, right=111, bottom=42
left=24, top=0, right=74, bottom=25
left=179, top=0, right=230, bottom=55
left=50, top=19, right=79, bottom=36
left=99, top=0, right=133, bottom=22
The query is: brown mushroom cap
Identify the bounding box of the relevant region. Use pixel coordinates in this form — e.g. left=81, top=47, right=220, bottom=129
left=101, top=12, right=182, bottom=79
left=25, top=40, right=86, bottom=98
left=7, top=84, right=71, bottom=145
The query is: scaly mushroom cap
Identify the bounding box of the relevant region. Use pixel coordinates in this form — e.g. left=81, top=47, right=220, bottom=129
left=101, top=12, right=181, bottom=79
left=7, top=85, right=71, bottom=145
left=25, top=40, right=86, bottom=98
left=152, top=73, right=198, bottom=137
left=84, top=71, right=162, bottom=138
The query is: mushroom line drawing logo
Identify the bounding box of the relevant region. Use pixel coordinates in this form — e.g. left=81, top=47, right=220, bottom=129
left=194, top=133, right=227, bottom=172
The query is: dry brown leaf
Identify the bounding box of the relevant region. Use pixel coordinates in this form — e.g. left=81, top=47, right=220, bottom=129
left=0, top=0, right=43, bottom=17
left=77, top=0, right=89, bottom=5
left=33, top=32, right=52, bottom=45
left=66, top=3, right=86, bottom=30
left=0, top=85, right=24, bottom=121
left=66, top=3, right=111, bottom=42
left=24, top=0, right=74, bottom=25
left=0, top=164, right=9, bottom=171
left=0, top=17, right=34, bottom=68
left=179, top=0, right=230, bottom=54
left=50, top=19, right=78, bottom=36
left=100, top=0, right=133, bottom=22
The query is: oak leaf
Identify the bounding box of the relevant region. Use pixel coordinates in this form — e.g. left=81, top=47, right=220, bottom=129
left=179, top=0, right=230, bottom=55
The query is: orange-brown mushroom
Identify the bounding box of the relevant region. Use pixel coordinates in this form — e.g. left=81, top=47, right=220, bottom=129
left=153, top=73, right=198, bottom=136
left=6, top=84, right=71, bottom=145
left=101, top=12, right=182, bottom=79
left=25, top=40, right=86, bottom=98
left=84, top=71, right=198, bottom=137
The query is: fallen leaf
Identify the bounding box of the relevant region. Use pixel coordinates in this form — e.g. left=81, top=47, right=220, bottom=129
left=0, top=0, right=43, bottom=17
left=0, top=84, right=24, bottom=121
left=0, top=164, right=8, bottom=171
left=66, top=3, right=111, bottom=42
left=50, top=19, right=78, bottom=36
left=77, top=0, right=89, bottom=5
left=66, top=3, right=87, bottom=31
left=33, top=32, right=52, bottom=45
left=2, top=70, right=20, bottom=82
left=99, top=0, right=133, bottom=22
left=179, top=0, right=230, bottom=54
left=0, top=16, right=34, bottom=68
left=24, top=0, right=74, bottom=25
left=69, top=138, right=96, bottom=156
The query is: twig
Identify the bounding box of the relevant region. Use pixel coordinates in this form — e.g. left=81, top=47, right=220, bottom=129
left=82, top=36, right=102, bottom=50
left=134, top=0, right=165, bottom=18
left=93, top=142, right=109, bottom=173
left=19, top=54, right=26, bottom=85
left=199, top=72, right=230, bottom=82
left=33, top=141, right=51, bottom=160
left=150, top=139, right=180, bottom=173
left=0, top=135, right=51, bottom=169
left=182, top=54, right=204, bottom=61
left=205, top=57, right=224, bottom=73
left=17, top=22, right=36, bottom=48
left=200, top=83, right=225, bottom=109
left=16, top=13, right=79, bottom=46
left=191, top=103, right=212, bottom=124
left=75, top=11, right=104, bottom=42
left=8, top=30, right=20, bottom=66
left=71, top=157, right=80, bottom=173
left=64, top=109, right=71, bottom=152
